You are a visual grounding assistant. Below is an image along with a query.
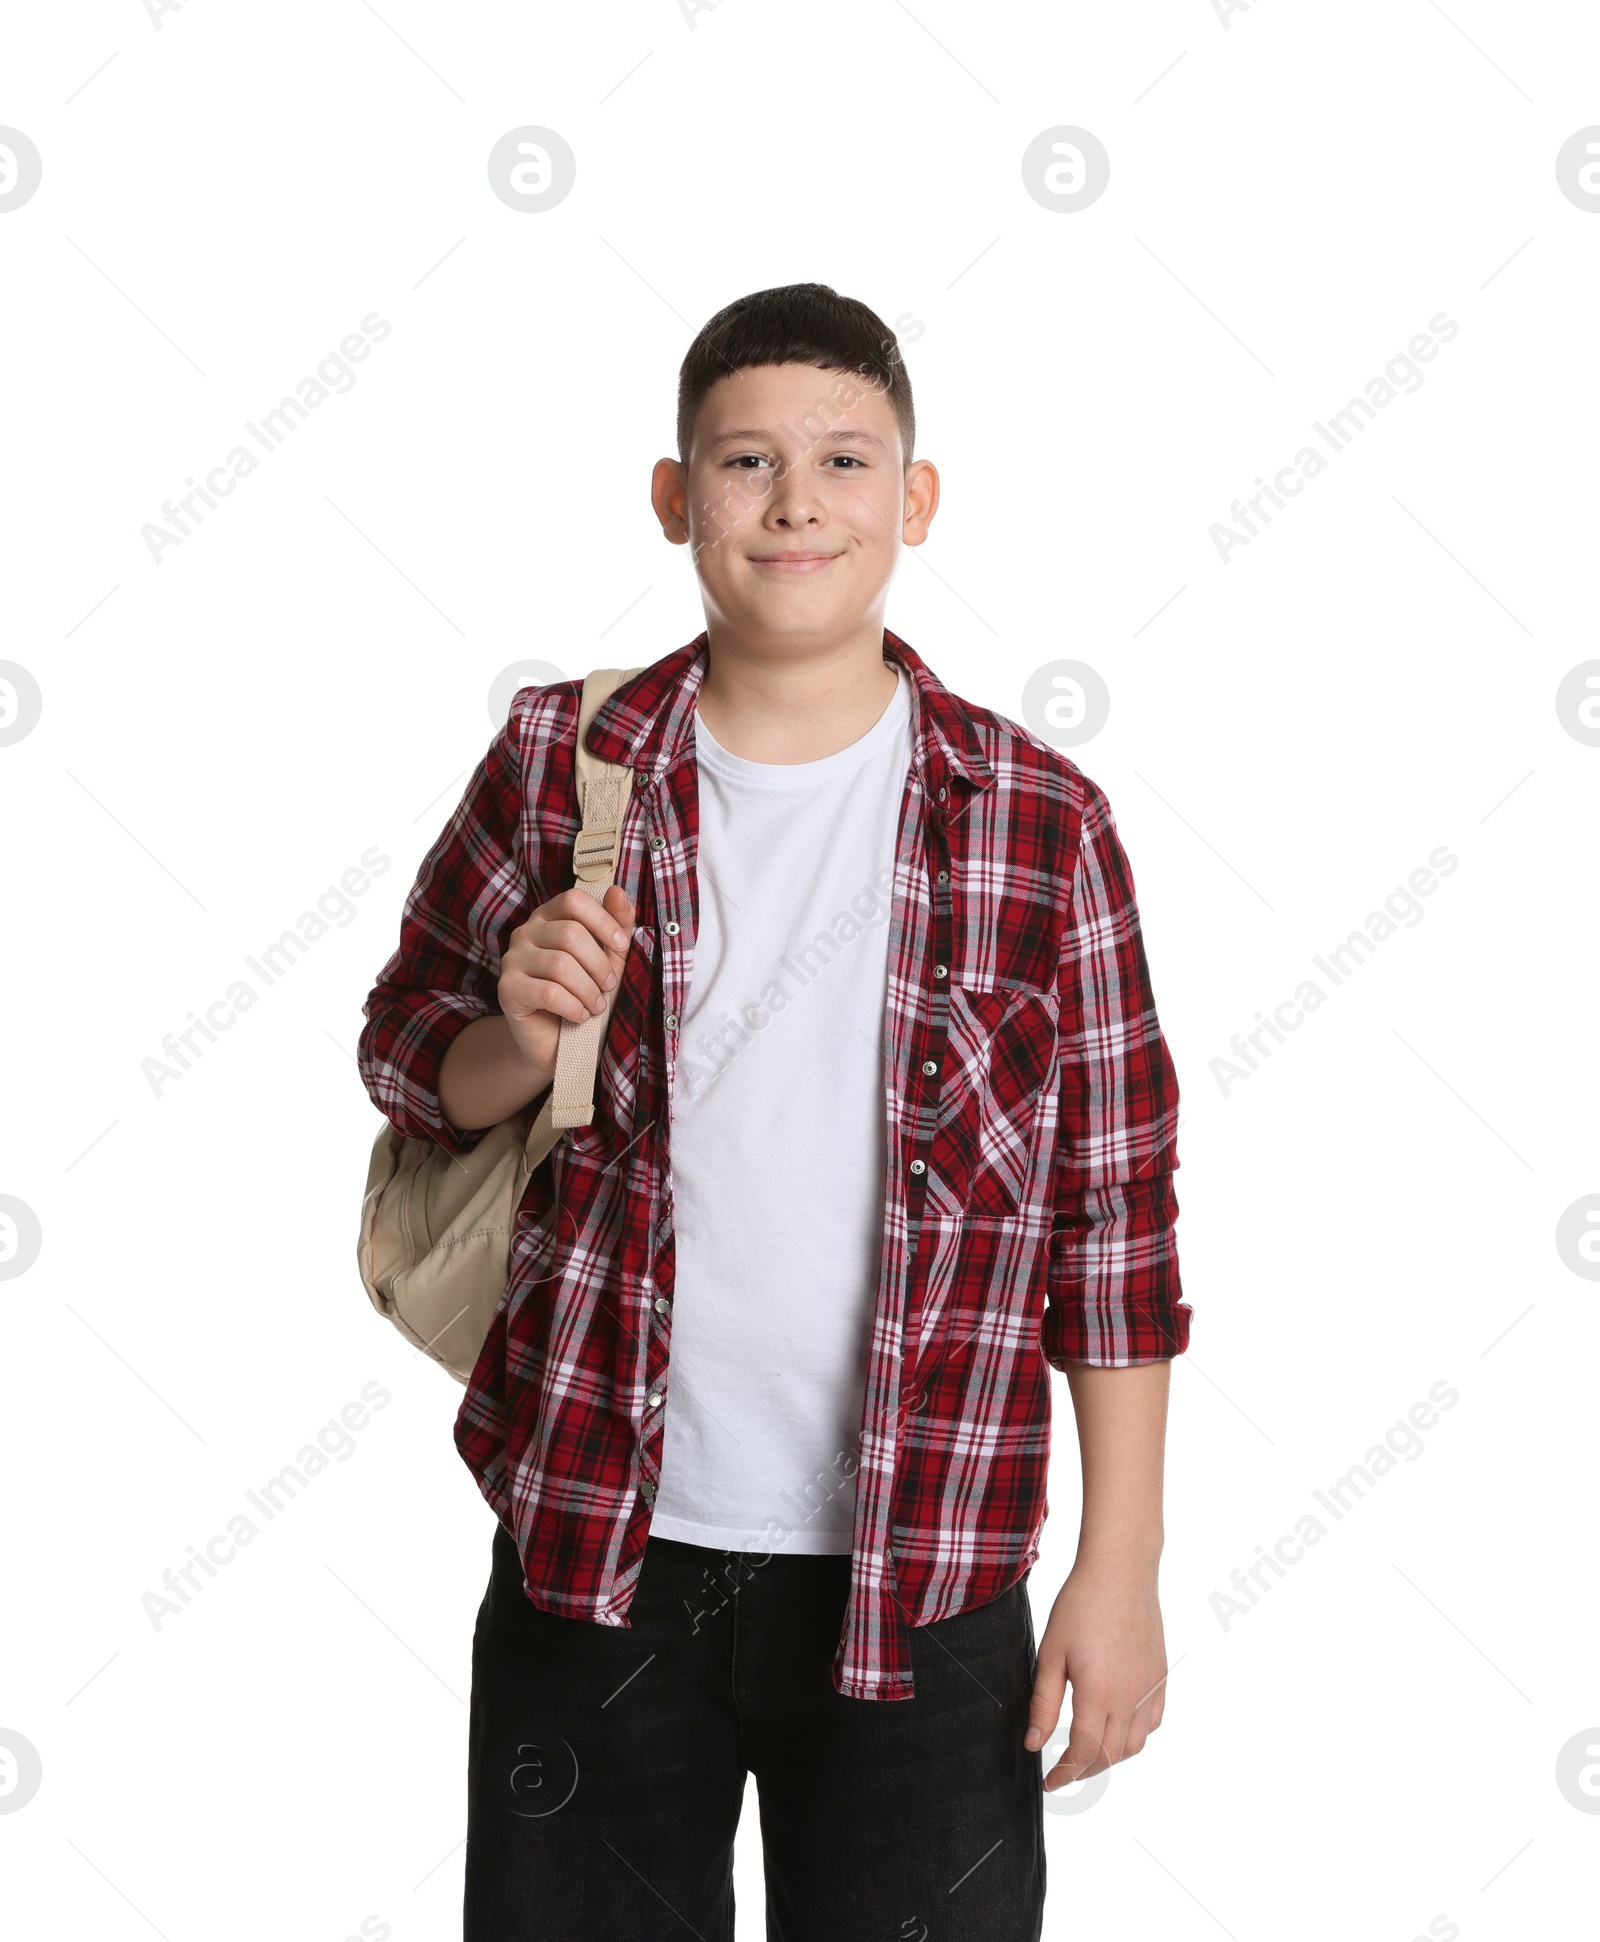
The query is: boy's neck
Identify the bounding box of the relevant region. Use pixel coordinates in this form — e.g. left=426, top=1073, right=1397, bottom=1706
left=694, top=617, right=899, bottom=765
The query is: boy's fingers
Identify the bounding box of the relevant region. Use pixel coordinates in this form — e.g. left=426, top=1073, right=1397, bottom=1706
left=538, top=917, right=616, bottom=988
left=1024, top=1643, right=1067, bottom=1752
left=549, top=884, right=633, bottom=954
left=518, top=950, right=609, bottom=1015
left=1098, top=1707, right=1133, bottom=1767
left=543, top=885, right=633, bottom=943
left=1045, top=1717, right=1108, bottom=1792
left=507, top=934, right=608, bottom=1012
left=506, top=974, right=600, bottom=1027
left=573, top=888, right=640, bottom=945
left=503, top=891, right=634, bottom=1018
left=601, top=883, right=636, bottom=935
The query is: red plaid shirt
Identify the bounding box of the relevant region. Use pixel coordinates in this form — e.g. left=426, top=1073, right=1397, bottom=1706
left=359, top=632, right=1189, bottom=1700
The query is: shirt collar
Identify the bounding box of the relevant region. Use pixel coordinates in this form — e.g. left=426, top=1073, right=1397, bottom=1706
left=581, top=629, right=996, bottom=800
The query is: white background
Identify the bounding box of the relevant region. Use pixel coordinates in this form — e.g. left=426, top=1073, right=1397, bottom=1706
left=2, top=1, right=1597, bottom=1937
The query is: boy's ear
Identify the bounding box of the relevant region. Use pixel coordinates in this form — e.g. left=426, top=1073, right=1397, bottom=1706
left=651, top=456, right=690, bottom=547
left=902, top=458, right=940, bottom=548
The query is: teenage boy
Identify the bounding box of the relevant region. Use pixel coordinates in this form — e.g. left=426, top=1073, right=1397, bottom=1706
left=359, top=283, right=1189, bottom=1942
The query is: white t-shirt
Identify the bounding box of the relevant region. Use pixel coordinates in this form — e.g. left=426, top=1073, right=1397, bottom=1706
left=650, top=664, right=913, bottom=1555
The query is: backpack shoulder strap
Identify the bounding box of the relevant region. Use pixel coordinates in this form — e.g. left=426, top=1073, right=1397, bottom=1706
left=545, top=666, right=644, bottom=1131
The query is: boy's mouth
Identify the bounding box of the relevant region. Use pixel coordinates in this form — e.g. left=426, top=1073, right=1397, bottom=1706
left=746, top=549, right=844, bottom=573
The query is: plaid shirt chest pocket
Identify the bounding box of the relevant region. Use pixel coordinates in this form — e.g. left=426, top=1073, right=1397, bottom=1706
left=578, top=922, right=656, bottom=1156
left=927, top=983, right=1060, bottom=1217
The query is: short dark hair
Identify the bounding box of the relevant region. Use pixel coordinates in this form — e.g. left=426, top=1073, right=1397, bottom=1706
left=676, top=282, right=915, bottom=464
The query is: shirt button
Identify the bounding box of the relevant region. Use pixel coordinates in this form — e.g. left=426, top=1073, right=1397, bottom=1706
left=936, top=870, right=950, bottom=885
left=653, top=1296, right=671, bottom=1316
left=909, top=1159, right=926, bottom=1176
left=937, top=786, right=947, bottom=802
left=932, top=964, right=948, bottom=980
left=665, top=1012, right=679, bottom=1030
left=920, top=1060, right=938, bottom=1076
left=649, top=835, right=667, bottom=852
left=641, top=1479, right=656, bottom=1504
left=647, top=1391, right=663, bottom=1409
left=663, top=920, right=680, bottom=936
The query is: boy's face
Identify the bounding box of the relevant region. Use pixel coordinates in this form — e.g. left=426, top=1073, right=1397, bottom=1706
left=652, top=362, right=938, bottom=652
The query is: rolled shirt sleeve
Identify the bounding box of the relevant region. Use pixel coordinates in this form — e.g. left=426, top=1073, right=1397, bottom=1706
left=1043, top=777, right=1190, bottom=1367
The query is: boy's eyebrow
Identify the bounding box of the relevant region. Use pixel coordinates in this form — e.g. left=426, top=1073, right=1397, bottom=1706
left=706, top=427, right=886, bottom=450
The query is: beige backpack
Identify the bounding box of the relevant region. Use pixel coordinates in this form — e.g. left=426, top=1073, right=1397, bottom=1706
left=356, top=667, right=643, bottom=1382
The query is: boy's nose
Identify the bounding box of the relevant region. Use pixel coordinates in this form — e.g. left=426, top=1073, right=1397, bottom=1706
left=769, top=487, right=821, bottom=525
left=765, top=469, right=817, bottom=520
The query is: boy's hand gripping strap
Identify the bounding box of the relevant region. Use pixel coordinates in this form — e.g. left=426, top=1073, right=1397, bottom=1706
left=547, top=667, right=641, bottom=1131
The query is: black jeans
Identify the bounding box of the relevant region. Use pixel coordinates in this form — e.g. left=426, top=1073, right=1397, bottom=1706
left=464, top=1522, right=1046, bottom=1940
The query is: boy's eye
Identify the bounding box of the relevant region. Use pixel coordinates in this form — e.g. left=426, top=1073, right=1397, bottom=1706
left=827, top=455, right=866, bottom=469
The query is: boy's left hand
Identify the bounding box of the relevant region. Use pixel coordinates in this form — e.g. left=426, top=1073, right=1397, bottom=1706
left=1024, top=1558, right=1168, bottom=1789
